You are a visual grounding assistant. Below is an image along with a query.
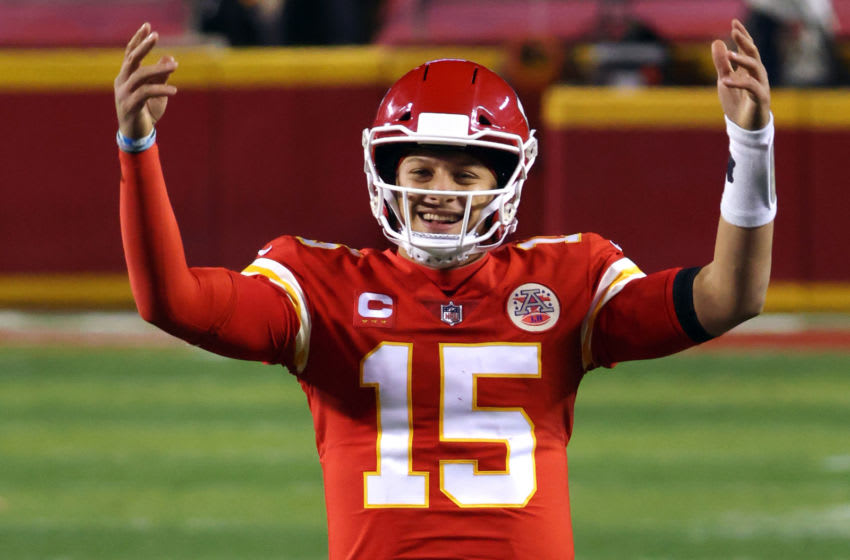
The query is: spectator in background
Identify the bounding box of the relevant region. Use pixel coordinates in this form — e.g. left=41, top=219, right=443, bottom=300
left=199, top=0, right=264, bottom=45
left=278, top=0, right=381, bottom=45
left=590, top=0, right=671, bottom=86
left=199, top=0, right=381, bottom=46
left=745, top=0, right=844, bottom=86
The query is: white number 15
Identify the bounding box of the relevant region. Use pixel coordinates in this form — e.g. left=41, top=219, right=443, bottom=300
left=360, top=343, right=541, bottom=508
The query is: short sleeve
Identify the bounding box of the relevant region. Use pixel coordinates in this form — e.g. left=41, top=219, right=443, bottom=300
left=588, top=266, right=713, bottom=370
left=241, top=238, right=313, bottom=373
left=579, top=235, right=647, bottom=370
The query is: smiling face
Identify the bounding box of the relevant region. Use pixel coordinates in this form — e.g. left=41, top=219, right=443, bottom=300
left=395, top=149, right=498, bottom=239
left=364, top=59, right=537, bottom=269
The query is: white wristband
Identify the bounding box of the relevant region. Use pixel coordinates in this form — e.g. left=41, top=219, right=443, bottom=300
left=720, top=114, right=777, bottom=228
left=116, top=128, right=156, bottom=153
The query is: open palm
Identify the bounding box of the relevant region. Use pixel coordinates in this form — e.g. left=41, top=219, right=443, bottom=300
left=114, top=23, right=178, bottom=139
left=711, top=20, right=771, bottom=131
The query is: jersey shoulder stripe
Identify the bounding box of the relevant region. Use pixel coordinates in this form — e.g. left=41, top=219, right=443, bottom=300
left=580, top=257, right=646, bottom=370
left=515, top=234, right=582, bottom=251
left=242, top=257, right=311, bottom=373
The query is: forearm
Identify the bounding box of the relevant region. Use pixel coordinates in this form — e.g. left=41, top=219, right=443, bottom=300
left=118, top=145, right=299, bottom=362
left=693, top=115, right=776, bottom=336
left=694, top=219, right=773, bottom=335
left=119, top=144, right=202, bottom=327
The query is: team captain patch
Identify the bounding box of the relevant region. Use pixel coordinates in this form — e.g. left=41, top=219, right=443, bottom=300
left=507, top=283, right=561, bottom=332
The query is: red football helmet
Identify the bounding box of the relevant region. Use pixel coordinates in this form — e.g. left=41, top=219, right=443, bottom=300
left=363, top=59, right=537, bottom=268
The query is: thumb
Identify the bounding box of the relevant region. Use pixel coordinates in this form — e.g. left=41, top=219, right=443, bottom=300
left=711, top=40, right=732, bottom=79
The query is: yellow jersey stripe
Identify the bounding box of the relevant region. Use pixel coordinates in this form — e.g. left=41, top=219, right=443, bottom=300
left=241, top=257, right=311, bottom=373
left=242, top=264, right=303, bottom=318
left=581, top=259, right=645, bottom=370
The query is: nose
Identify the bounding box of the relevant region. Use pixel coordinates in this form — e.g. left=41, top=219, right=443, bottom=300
left=422, top=170, right=457, bottom=204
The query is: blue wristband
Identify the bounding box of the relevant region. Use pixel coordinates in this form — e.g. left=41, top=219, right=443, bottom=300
left=116, top=128, right=156, bottom=153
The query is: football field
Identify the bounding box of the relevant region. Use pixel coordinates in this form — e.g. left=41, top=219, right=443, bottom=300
left=1, top=335, right=849, bottom=559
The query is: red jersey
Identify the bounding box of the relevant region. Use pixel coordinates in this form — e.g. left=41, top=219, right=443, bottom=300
left=119, top=147, right=708, bottom=559
left=241, top=234, right=700, bottom=559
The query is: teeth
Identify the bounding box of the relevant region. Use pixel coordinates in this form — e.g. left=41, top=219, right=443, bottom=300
left=421, top=213, right=459, bottom=223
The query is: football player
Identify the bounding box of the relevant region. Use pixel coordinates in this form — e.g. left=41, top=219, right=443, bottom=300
left=114, top=19, right=774, bottom=559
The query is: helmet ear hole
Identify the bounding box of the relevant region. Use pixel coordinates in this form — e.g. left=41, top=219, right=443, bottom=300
left=375, top=145, right=408, bottom=183
left=478, top=114, right=492, bottom=126
left=400, top=111, right=412, bottom=122
left=383, top=200, right=401, bottom=232
left=484, top=211, right=497, bottom=230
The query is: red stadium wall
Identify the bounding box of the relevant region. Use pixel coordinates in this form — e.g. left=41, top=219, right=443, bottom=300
left=541, top=88, right=850, bottom=287
left=0, top=49, right=847, bottom=310
left=0, top=87, right=386, bottom=272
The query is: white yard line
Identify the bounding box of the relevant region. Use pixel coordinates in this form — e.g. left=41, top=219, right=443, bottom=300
left=693, top=504, right=850, bottom=540
left=1, top=311, right=849, bottom=347
left=730, top=312, right=850, bottom=334
left=0, top=310, right=182, bottom=347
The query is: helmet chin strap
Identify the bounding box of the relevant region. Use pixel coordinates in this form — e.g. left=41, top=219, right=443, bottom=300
left=403, top=239, right=475, bottom=269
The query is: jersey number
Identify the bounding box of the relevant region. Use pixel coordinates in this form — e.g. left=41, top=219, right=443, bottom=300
left=360, top=342, right=540, bottom=508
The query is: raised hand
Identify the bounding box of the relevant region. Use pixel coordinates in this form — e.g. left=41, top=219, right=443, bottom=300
left=711, top=19, right=771, bottom=131
left=114, top=23, right=178, bottom=139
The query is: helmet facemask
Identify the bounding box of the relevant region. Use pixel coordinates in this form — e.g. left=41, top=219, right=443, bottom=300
left=364, top=118, right=537, bottom=269
left=363, top=60, right=537, bottom=269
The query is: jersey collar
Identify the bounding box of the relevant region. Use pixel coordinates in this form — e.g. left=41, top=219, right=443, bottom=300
left=385, top=249, right=492, bottom=294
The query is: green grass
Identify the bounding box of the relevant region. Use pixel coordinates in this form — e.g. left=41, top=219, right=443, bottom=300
left=570, top=353, right=850, bottom=559
left=1, top=346, right=849, bottom=559
left=0, top=347, right=326, bottom=560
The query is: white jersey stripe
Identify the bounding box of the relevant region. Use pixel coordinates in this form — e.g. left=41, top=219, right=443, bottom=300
left=516, top=234, right=581, bottom=250
left=580, top=257, right=646, bottom=370
left=242, top=257, right=311, bottom=373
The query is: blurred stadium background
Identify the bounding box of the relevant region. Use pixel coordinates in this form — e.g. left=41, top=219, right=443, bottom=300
left=1, top=1, right=849, bottom=558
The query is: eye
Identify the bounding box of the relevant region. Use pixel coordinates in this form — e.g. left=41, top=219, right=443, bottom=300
left=454, top=171, right=480, bottom=185
left=408, top=168, right=432, bottom=179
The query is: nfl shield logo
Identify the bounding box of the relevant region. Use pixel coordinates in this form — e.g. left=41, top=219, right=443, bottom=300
left=440, top=301, right=463, bottom=326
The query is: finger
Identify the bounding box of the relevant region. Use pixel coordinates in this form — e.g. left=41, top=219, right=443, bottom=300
left=124, top=22, right=150, bottom=56
left=123, top=83, right=178, bottom=113
left=117, top=30, right=159, bottom=83
left=721, top=73, right=768, bottom=101
left=127, top=30, right=159, bottom=66
left=125, top=58, right=178, bottom=91
left=711, top=39, right=733, bottom=78
left=728, top=50, right=767, bottom=81
left=118, top=24, right=153, bottom=81
left=731, top=26, right=762, bottom=62
left=732, top=18, right=753, bottom=42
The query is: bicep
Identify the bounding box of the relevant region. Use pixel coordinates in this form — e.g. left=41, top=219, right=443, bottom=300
left=162, top=267, right=301, bottom=366
left=589, top=267, right=712, bottom=369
